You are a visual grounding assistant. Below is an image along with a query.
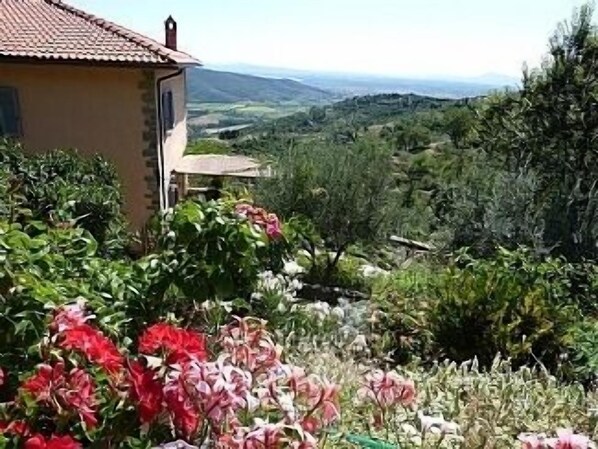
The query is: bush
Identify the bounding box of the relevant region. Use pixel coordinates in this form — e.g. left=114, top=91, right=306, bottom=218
left=0, top=140, right=127, bottom=255
left=372, top=263, right=437, bottom=364
left=564, top=319, right=598, bottom=386
left=143, top=200, right=290, bottom=303
left=374, top=249, right=591, bottom=371
left=302, top=253, right=372, bottom=293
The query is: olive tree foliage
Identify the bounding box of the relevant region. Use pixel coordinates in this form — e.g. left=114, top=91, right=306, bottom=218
left=477, top=4, right=598, bottom=260
left=443, top=106, right=475, bottom=149
left=381, top=119, right=432, bottom=153
left=256, top=138, right=397, bottom=271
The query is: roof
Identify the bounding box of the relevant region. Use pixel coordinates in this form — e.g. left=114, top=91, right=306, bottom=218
left=175, top=155, right=271, bottom=179
left=0, top=0, right=200, bottom=66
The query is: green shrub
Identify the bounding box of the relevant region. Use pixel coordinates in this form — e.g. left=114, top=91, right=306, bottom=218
left=0, top=221, right=135, bottom=384
left=372, top=263, right=436, bottom=363
left=564, top=319, right=598, bottom=386
left=375, top=249, right=590, bottom=371
left=302, top=253, right=371, bottom=292
left=430, top=250, right=579, bottom=368
left=0, top=140, right=127, bottom=255
left=137, top=200, right=291, bottom=321
left=186, top=138, right=230, bottom=155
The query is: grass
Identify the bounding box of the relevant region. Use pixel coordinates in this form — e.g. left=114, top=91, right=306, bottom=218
left=185, top=139, right=231, bottom=155
left=187, top=101, right=311, bottom=135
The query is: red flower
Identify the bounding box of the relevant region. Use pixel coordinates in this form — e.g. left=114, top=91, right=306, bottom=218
left=59, top=368, right=98, bottom=429
left=163, top=379, right=200, bottom=439
left=0, top=420, right=31, bottom=437
left=22, top=363, right=64, bottom=402
left=25, top=434, right=81, bottom=449
left=128, top=361, right=164, bottom=424
left=60, top=324, right=124, bottom=374
left=24, top=434, right=46, bottom=449
left=47, top=435, right=82, bottom=449
left=22, top=363, right=97, bottom=429
left=139, top=323, right=207, bottom=364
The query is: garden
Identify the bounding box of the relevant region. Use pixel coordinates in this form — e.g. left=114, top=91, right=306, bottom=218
left=0, top=134, right=596, bottom=449
left=2, top=5, right=598, bottom=449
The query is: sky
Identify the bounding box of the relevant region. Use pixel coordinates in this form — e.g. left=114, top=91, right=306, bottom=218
left=70, top=0, right=589, bottom=79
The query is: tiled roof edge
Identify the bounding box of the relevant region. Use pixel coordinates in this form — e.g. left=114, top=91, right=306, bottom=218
left=43, top=0, right=201, bottom=66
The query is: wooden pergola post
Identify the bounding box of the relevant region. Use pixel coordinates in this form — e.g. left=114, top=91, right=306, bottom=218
left=175, top=172, right=189, bottom=201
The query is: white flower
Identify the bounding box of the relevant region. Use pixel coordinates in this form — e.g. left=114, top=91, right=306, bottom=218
left=349, top=334, right=368, bottom=352
left=276, top=392, right=297, bottom=421
left=331, top=306, right=345, bottom=320
left=401, top=423, right=419, bottom=436
left=361, top=264, right=388, bottom=278
left=276, top=301, right=287, bottom=313
left=418, top=411, right=460, bottom=435
left=283, top=260, right=304, bottom=276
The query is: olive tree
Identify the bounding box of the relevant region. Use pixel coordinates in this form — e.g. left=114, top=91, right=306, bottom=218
left=256, top=138, right=397, bottom=273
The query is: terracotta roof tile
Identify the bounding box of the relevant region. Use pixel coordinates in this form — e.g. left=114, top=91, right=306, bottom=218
left=0, top=0, right=200, bottom=66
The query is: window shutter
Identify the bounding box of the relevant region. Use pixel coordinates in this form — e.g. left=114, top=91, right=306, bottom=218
left=0, top=87, right=21, bottom=137
left=161, top=90, right=175, bottom=131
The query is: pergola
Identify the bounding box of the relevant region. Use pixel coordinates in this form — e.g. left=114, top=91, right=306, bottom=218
left=173, top=154, right=271, bottom=200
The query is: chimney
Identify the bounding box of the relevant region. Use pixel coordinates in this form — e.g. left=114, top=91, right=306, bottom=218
left=165, top=16, right=177, bottom=51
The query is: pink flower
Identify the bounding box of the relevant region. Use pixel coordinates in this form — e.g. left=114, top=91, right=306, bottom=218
left=519, top=433, right=550, bottom=449
left=235, top=203, right=284, bottom=240
left=553, top=429, right=591, bottom=449
left=163, top=375, right=200, bottom=439
left=0, top=366, right=4, bottom=387
left=51, top=302, right=91, bottom=333
left=239, top=421, right=285, bottom=449
left=165, top=359, right=254, bottom=433
left=358, top=370, right=416, bottom=409
left=219, top=317, right=282, bottom=373
left=518, top=430, right=592, bottom=449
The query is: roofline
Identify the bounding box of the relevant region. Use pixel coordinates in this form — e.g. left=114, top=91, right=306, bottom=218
left=0, top=55, right=201, bottom=69
left=42, top=0, right=201, bottom=66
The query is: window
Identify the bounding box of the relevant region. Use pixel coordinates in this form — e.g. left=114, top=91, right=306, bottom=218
left=0, top=87, right=21, bottom=137
left=161, top=90, right=175, bottom=131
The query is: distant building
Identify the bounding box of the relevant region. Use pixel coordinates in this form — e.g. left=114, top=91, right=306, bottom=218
left=0, top=0, right=201, bottom=227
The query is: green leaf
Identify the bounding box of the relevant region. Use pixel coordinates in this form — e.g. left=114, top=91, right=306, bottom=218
left=344, top=434, right=398, bottom=449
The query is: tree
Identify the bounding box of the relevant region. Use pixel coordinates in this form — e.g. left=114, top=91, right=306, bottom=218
left=478, top=3, right=598, bottom=260
left=381, top=119, right=432, bottom=152
left=443, top=106, right=474, bottom=148
left=256, top=138, right=397, bottom=273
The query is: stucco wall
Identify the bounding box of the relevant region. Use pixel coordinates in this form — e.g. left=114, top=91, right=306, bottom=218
left=156, top=69, right=188, bottom=208
left=0, top=62, right=156, bottom=228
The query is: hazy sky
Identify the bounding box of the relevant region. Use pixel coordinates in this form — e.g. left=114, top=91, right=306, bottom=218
left=70, top=0, right=588, bottom=78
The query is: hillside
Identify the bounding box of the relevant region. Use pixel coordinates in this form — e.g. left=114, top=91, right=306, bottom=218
left=248, top=93, right=464, bottom=136
left=187, top=68, right=335, bottom=103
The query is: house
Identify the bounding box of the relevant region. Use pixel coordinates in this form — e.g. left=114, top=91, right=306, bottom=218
left=0, top=0, right=201, bottom=228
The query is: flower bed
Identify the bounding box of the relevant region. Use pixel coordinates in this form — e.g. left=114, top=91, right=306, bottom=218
left=0, top=304, right=340, bottom=448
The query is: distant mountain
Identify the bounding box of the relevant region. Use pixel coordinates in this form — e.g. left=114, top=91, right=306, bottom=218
left=187, top=68, right=335, bottom=104
left=210, top=63, right=516, bottom=99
